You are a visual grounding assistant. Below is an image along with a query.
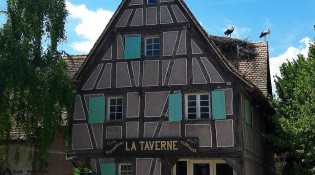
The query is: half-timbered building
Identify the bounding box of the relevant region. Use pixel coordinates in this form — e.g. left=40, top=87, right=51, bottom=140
left=68, top=0, right=275, bottom=175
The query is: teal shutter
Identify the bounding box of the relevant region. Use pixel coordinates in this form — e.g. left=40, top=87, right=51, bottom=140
left=168, top=93, right=182, bottom=122
left=211, top=91, right=226, bottom=120
left=88, top=96, right=105, bottom=124
left=101, top=163, right=116, bottom=175
left=125, top=36, right=141, bottom=59
left=244, top=98, right=252, bottom=124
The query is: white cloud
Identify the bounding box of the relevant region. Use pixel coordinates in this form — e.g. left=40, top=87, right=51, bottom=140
left=66, top=1, right=114, bottom=53
left=270, top=37, right=311, bottom=94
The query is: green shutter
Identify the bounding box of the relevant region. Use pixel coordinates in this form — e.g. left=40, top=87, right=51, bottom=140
left=101, top=163, right=116, bottom=175
left=244, top=98, right=252, bottom=124
left=88, top=96, right=105, bottom=124
left=168, top=92, right=182, bottom=122
left=125, top=36, right=141, bottom=59
left=211, top=91, right=226, bottom=120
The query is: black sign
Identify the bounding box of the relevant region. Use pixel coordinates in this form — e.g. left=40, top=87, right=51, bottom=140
left=104, top=138, right=199, bottom=157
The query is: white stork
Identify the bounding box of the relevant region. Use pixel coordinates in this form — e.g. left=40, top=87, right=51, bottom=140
left=224, top=27, right=234, bottom=37
left=259, top=29, right=270, bottom=39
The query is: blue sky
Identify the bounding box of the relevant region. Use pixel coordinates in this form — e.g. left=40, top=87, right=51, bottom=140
left=1, top=0, right=315, bottom=93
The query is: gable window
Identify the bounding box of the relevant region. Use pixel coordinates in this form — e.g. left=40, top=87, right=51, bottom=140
left=108, top=96, right=123, bottom=120
left=147, top=0, right=157, bottom=5
left=185, top=93, right=210, bottom=120
left=119, top=163, right=132, bottom=175
left=125, top=35, right=141, bottom=59
left=145, top=36, right=160, bottom=57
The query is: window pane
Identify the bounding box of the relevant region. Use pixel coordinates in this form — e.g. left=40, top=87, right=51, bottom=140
left=154, top=38, right=160, bottom=43
left=193, top=163, right=210, bottom=175
left=216, top=164, right=233, bottom=175
left=117, top=106, right=123, bottom=113
left=110, top=99, right=116, bottom=105
left=200, top=113, right=209, bottom=119
left=188, top=114, right=197, bottom=119
left=188, top=95, right=196, bottom=101
left=147, top=50, right=153, bottom=56
left=200, top=100, right=209, bottom=106
left=200, top=95, right=209, bottom=100
left=117, top=98, right=123, bottom=105
left=110, top=106, right=116, bottom=112
left=200, top=107, right=209, bottom=113
left=147, top=39, right=152, bottom=44
left=116, top=113, right=123, bottom=120
left=188, top=100, right=196, bottom=107
left=153, top=44, right=160, bottom=49
left=147, top=44, right=153, bottom=50
left=188, top=107, right=197, bottom=113
left=110, top=113, right=115, bottom=120
left=153, top=50, right=160, bottom=56
left=148, top=0, right=156, bottom=4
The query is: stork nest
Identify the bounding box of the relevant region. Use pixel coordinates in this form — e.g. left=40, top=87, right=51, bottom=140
left=209, top=35, right=257, bottom=61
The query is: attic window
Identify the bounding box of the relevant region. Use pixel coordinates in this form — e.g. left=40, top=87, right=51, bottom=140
left=147, top=0, right=157, bottom=5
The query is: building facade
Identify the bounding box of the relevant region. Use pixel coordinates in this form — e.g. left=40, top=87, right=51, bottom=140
left=68, top=0, right=274, bottom=175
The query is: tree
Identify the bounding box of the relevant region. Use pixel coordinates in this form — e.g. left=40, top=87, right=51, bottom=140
left=0, top=0, right=73, bottom=171
left=271, top=44, right=315, bottom=174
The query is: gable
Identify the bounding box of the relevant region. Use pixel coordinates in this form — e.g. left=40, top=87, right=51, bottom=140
left=77, top=0, right=236, bottom=91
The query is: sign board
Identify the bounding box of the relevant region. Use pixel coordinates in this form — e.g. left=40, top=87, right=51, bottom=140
left=104, top=138, right=199, bottom=157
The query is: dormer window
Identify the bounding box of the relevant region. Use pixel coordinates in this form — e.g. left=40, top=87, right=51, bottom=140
left=147, top=0, right=157, bottom=5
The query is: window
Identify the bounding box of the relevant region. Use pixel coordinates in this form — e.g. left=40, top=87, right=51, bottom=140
left=171, top=160, right=235, bottom=175
left=108, top=97, right=123, bottom=120
left=145, top=36, right=160, bottom=57
left=243, top=97, right=252, bottom=124
left=147, top=0, right=157, bottom=5
left=185, top=93, right=210, bottom=120
left=119, top=163, right=132, bottom=175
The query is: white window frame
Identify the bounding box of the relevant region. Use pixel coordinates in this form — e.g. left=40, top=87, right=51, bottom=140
left=119, top=163, right=132, bottom=175
left=170, top=159, right=237, bottom=175
left=107, top=96, right=124, bottom=121
left=145, top=35, right=160, bottom=57
left=185, top=93, right=211, bottom=120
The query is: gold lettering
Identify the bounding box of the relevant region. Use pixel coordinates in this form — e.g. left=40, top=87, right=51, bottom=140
left=167, top=141, right=173, bottom=150
left=144, top=141, right=150, bottom=150
left=161, top=141, right=167, bottom=150
left=149, top=141, right=154, bottom=150
left=126, top=142, right=130, bottom=151
left=139, top=141, right=145, bottom=150
left=131, top=141, right=137, bottom=151
left=173, top=141, right=178, bottom=150
left=155, top=141, right=161, bottom=150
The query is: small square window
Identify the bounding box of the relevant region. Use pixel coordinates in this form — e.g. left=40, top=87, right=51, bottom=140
left=108, top=97, right=123, bottom=120
left=119, top=163, right=132, bottom=175
left=145, top=36, right=160, bottom=57
left=185, top=93, right=211, bottom=120
left=147, top=0, right=157, bottom=5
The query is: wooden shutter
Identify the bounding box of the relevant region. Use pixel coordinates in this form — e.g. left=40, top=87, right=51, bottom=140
left=244, top=98, right=252, bottom=124
left=168, top=92, right=182, bottom=122
left=125, top=36, right=141, bottom=59
left=101, top=163, right=116, bottom=175
left=211, top=91, right=226, bottom=120
left=88, top=96, right=105, bottom=124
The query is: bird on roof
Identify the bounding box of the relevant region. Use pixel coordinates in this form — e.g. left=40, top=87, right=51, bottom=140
left=224, top=27, right=234, bottom=37
left=259, top=29, right=270, bottom=39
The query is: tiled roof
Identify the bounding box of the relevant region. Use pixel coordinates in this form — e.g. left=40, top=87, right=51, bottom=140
left=64, top=55, right=87, bottom=79
left=209, top=36, right=271, bottom=96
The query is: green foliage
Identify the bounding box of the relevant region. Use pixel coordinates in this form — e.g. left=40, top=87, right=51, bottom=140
left=271, top=44, right=315, bottom=174
left=73, top=166, right=95, bottom=175
left=0, top=0, right=74, bottom=171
